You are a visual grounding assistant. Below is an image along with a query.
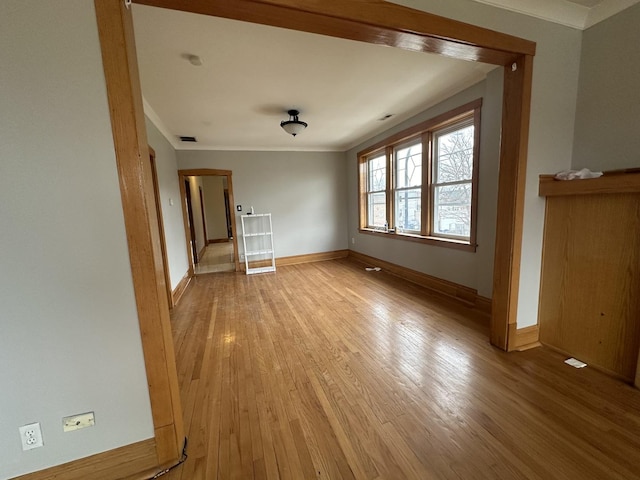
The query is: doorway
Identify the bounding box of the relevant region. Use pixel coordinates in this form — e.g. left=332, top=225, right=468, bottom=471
left=179, top=169, right=240, bottom=275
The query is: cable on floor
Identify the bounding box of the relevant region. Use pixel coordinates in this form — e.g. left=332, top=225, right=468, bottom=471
left=146, top=437, right=188, bottom=479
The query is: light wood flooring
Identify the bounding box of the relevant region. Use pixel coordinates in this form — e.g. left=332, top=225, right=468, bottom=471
left=166, top=259, right=640, bottom=480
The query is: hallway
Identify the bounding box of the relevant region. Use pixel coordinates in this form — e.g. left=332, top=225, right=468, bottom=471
left=194, top=242, right=235, bottom=274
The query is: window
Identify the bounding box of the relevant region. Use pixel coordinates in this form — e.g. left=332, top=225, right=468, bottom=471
left=358, top=99, right=481, bottom=251
left=365, top=152, right=387, bottom=228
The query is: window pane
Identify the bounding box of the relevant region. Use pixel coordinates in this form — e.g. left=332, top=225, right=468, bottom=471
left=395, top=142, right=422, bottom=189
left=395, top=188, right=421, bottom=232
left=367, top=154, right=386, bottom=192
left=433, top=183, right=471, bottom=238
left=367, top=192, right=386, bottom=227
left=434, top=124, right=474, bottom=184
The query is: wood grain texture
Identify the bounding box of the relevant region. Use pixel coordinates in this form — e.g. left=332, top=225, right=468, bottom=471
left=133, top=0, right=535, bottom=64
left=94, top=0, right=183, bottom=465
left=164, top=259, right=640, bottom=480
left=539, top=172, right=640, bottom=196
left=491, top=54, right=534, bottom=350
left=538, top=194, right=640, bottom=381
left=508, top=324, right=541, bottom=351
left=172, top=272, right=192, bottom=307
left=13, top=439, right=158, bottom=480
left=149, top=147, right=174, bottom=310
left=349, top=250, right=490, bottom=315
left=240, top=250, right=349, bottom=271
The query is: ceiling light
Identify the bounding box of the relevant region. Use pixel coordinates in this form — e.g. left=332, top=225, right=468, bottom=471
left=280, top=109, right=308, bottom=137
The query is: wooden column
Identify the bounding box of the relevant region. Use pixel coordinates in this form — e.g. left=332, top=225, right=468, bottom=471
left=94, top=0, right=184, bottom=466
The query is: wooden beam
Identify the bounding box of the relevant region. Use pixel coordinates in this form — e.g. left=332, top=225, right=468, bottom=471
left=491, top=55, right=534, bottom=350
left=132, top=1, right=534, bottom=354
left=134, top=0, right=535, bottom=64
left=94, top=0, right=184, bottom=466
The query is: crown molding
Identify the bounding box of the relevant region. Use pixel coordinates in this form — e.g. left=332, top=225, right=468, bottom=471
left=471, top=0, right=640, bottom=30
left=585, top=0, right=640, bottom=28
left=142, top=96, right=181, bottom=149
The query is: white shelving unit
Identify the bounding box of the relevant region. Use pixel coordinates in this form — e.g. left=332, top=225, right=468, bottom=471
left=241, top=213, right=276, bottom=275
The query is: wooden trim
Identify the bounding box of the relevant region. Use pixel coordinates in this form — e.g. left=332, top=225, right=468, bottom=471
left=208, top=238, right=231, bottom=244
left=89, top=2, right=537, bottom=475
left=133, top=0, right=534, bottom=355
left=13, top=439, right=159, bottom=480
left=348, top=250, right=491, bottom=315
left=539, top=171, right=640, bottom=196
left=359, top=228, right=477, bottom=252
left=507, top=324, right=541, bottom=352
left=241, top=249, right=349, bottom=271
left=134, top=0, right=535, bottom=64
left=149, top=147, right=174, bottom=310
left=476, top=295, right=492, bottom=316
left=179, top=169, right=241, bottom=273
left=358, top=99, right=483, bottom=158
left=197, top=244, right=207, bottom=263
left=198, top=186, right=208, bottom=245
left=490, top=54, right=534, bottom=350
left=278, top=249, right=349, bottom=266
left=94, top=0, right=183, bottom=467
left=171, top=271, right=192, bottom=306
left=357, top=100, right=482, bottom=252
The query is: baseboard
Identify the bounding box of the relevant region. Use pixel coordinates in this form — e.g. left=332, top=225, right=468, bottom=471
left=197, top=244, right=207, bottom=261
left=277, top=249, right=349, bottom=266
left=348, top=250, right=491, bottom=315
left=207, top=238, right=230, bottom=244
left=172, top=272, right=192, bottom=306
left=240, top=250, right=349, bottom=271
left=507, top=324, right=541, bottom=351
left=13, top=438, right=159, bottom=480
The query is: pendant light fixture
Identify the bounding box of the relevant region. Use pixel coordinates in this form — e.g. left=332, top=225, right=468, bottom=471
left=280, top=109, right=308, bottom=137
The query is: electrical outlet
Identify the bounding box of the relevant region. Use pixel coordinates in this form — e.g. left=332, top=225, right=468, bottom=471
left=351, top=237, right=355, bottom=245
left=19, top=423, right=43, bottom=451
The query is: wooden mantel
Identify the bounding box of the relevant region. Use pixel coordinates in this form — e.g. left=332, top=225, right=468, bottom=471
left=538, top=168, right=640, bottom=388
left=539, top=170, right=640, bottom=197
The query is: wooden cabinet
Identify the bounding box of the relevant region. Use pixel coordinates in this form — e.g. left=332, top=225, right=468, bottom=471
left=538, top=173, right=640, bottom=385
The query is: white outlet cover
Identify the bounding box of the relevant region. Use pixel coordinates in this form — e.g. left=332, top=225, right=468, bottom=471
left=63, top=412, right=95, bottom=432
left=19, top=422, right=44, bottom=450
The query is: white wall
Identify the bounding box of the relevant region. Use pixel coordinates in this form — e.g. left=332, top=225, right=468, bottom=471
left=347, top=74, right=503, bottom=298
left=0, top=2, right=154, bottom=478
left=202, top=176, right=229, bottom=241
left=145, top=116, right=190, bottom=290
left=177, top=151, right=348, bottom=258
left=572, top=2, right=640, bottom=170
left=390, top=0, right=582, bottom=327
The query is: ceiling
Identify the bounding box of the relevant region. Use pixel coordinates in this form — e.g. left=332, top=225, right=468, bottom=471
left=132, top=0, right=637, bottom=152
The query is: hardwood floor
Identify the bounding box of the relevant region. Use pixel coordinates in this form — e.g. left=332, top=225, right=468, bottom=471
left=165, top=259, right=640, bottom=480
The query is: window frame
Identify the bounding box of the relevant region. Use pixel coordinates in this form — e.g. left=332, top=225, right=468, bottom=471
left=358, top=99, right=482, bottom=252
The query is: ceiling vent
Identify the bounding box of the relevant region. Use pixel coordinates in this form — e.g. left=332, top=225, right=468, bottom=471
left=179, top=136, right=197, bottom=142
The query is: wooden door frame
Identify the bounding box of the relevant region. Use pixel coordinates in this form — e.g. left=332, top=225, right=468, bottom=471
left=149, top=147, right=174, bottom=310
left=198, top=186, right=208, bottom=247
left=183, top=178, right=199, bottom=266
left=179, top=169, right=241, bottom=273
left=94, top=0, right=534, bottom=470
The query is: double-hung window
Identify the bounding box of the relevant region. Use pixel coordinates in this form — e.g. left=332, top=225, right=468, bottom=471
left=358, top=99, right=481, bottom=251
left=365, top=152, right=387, bottom=228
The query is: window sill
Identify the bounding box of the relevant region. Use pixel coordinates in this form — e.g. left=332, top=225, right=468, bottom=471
left=359, top=228, right=477, bottom=252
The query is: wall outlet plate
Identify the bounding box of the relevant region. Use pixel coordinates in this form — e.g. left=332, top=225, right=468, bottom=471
left=19, top=422, right=43, bottom=450
left=63, top=412, right=95, bottom=432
